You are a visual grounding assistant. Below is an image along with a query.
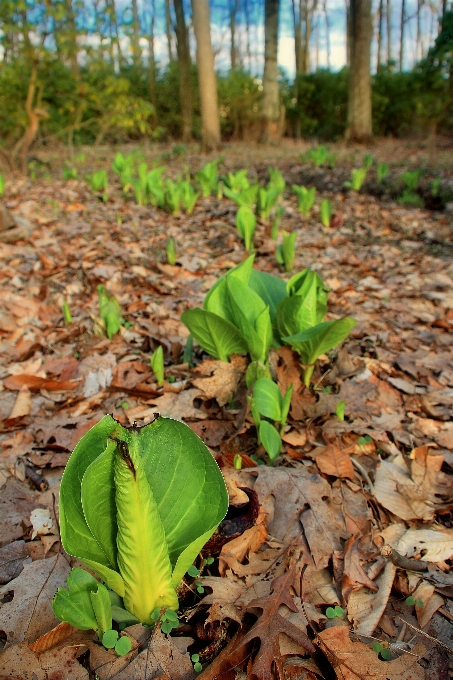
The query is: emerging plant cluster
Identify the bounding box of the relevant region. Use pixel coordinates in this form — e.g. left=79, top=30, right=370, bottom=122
left=181, top=255, right=356, bottom=463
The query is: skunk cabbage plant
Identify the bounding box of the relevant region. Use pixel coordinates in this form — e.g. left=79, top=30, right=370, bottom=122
left=58, top=415, right=228, bottom=625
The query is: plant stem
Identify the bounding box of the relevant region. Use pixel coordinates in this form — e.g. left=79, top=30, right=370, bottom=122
left=303, top=365, right=314, bottom=387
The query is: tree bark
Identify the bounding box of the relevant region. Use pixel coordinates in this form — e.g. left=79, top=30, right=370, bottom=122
left=377, top=0, right=383, bottom=69
left=174, top=0, right=193, bottom=142
left=191, top=0, right=221, bottom=151
left=260, top=0, right=280, bottom=143
left=399, top=0, right=405, bottom=70
left=347, top=0, right=372, bottom=142
left=386, top=0, right=391, bottom=63
left=165, top=0, right=174, bottom=64
left=131, top=0, right=142, bottom=67
left=229, top=0, right=240, bottom=70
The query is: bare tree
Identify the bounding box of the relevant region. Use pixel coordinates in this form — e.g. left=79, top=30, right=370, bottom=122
left=377, top=0, right=384, bottom=68
left=131, top=0, right=142, bottom=67
left=191, top=0, right=221, bottom=151
left=174, top=0, right=193, bottom=141
left=347, top=0, right=372, bottom=142
left=386, top=0, right=391, bottom=63
left=229, top=0, right=240, bottom=70
left=292, top=0, right=318, bottom=75
left=261, top=0, right=280, bottom=143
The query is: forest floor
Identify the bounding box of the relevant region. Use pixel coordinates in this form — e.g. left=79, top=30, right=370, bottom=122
left=0, top=138, right=453, bottom=680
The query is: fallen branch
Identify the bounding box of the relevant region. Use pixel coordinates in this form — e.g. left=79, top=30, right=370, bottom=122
left=380, top=544, right=428, bottom=572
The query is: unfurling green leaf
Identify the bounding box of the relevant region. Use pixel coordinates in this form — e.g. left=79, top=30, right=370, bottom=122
left=320, top=198, right=332, bottom=228
left=97, top=285, right=123, bottom=339
left=259, top=420, right=282, bottom=463
left=57, top=416, right=228, bottom=627
left=335, top=400, right=345, bottom=421
left=236, top=205, right=257, bottom=251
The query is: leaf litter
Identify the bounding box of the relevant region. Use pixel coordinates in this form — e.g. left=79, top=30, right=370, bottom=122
left=1, top=143, right=453, bottom=678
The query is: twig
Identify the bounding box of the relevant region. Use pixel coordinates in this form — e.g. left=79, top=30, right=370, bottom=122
left=351, top=457, right=374, bottom=493
left=397, top=617, right=453, bottom=653
left=380, top=544, right=428, bottom=572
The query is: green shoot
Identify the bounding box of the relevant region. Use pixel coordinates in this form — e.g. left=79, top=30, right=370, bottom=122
left=151, top=345, right=165, bottom=386
left=401, top=170, right=420, bottom=192
left=62, top=299, right=72, bottom=326
left=196, top=160, right=219, bottom=197
left=233, top=454, right=243, bottom=470
left=180, top=180, right=199, bottom=214
left=97, top=285, right=124, bottom=339
left=363, top=153, right=374, bottom=169
left=191, top=653, right=202, bottom=672
left=292, top=185, right=316, bottom=217
left=271, top=206, right=284, bottom=239
left=320, top=198, right=332, bottom=228
left=257, top=186, right=281, bottom=219
left=63, top=166, right=78, bottom=180
left=305, top=145, right=335, bottom=168
left=166, top=236, right=176, bottom=265
left=377, top=162, right=389, bottom=183
left=430, top=178, right=441, bottom=196
left=0, top=174, right=5, bottom=197
left=372, top=642, right=391, bottom=660
left=221, top=168, right=249, bottom=192
left=276, top=231, right=296, bottom=272
left=344, top=167, right=367, bottom=191
left=236, top=205, right=257, bottom=251
left=268, top=167, right=285, bottom=192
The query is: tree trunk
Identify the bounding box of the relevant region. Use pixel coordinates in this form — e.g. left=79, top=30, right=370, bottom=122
left=174, top=0, right=193, bottom=142
left=324, top=0, right=331, bottom=69
left=65, top=0, right=79, bottom=74
left=346, top=0, right=351, bottom=66
left=191, top=0, right=221, bottom=151
left=386, top=0, right=391, bottom=64
left=131, top=0, right=142, bottom=67
left=347, top=0, right=372, bottom=142
left=260, top=0, right=280, bottom=143
left=377, top=0, right=383, bottom=69
left=165, top=0, right=174, bottom=64
left=147, top=0, right=157, bottom=125
left=244, top=0, right=252, bottom=70
left=399, top=0, right=405, bottom=70
left=229, top=0, right=240, bottom=70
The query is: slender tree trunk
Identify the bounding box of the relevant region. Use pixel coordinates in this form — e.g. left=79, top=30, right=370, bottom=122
left=131, top=0, right=142, bottom=67
left=324, top=0, right=331, bottom=69
left=165, top=0, right=174, bottom=64
left=243, top=0, right=252, bottom=70
left=416, top=0, right=422, bottom=60
left=191, top=0, right=221, bottom=151
left=65, top=0, right=79, bottom=73
left=377, top=0, right=383, bottom=69
left=147, top=0, right=157, bottom=124
left=260, top=0, right=280, bottom=143
left=174, top=0, right=193, bottom=141
left=386, top=0, right=391, bottom=64
left=347, top=0, right=372, bottom=142
left=399, top=0, right=405, bottom=70
left=107, top=0, right=124, bottom=67
left=229, top=0, right=240, bottom=70
left=346, top=0, right=351, bottom=66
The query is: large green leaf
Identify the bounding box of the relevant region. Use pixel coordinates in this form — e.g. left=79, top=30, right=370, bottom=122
left=59, top=415, right=119, bottom=569
left=253, top=378, right=282, bottom=422
left=283, top=317, right=357, bottom=365
left=259, top=421, right=282, bottom=462
left=226, top=277, right=271, bottom=362
left=203, top=254, right=255, bottom=314
left=181, top=308, right=248, bottom=361
left=275, top=284, right=318, bottom=340
left=248, top=269, right=286, bottom=324
left=136, top=418, right=228, bottom=572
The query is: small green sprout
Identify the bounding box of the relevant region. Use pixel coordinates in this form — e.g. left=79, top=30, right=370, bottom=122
left=335, top=400, right=345, bottom=421
left=363, top=153, right=374, bottom=169
left=305, top=145, right=334, bottom=168
left=102, top=630, right=132, bottom=656
left=183, top=335, right=194, bottom=364
left=151, top=345, right=165, bottom=386
left=344, top=167, right=367, bottom=192
left=0, top=174, right=5, bottom=198
left=358, top=435, right=373, bottom=445
left=320, top=198, right=332, bottom=228
left=372, top=642, right=391, bottom=660
left=236, top=205, right=257, bottom=251
left=63, top=166, right=78, bottom=180
left=191, top=653, right=203, bottom=673
left=62, top=299, right=72, bottom=326
left=405, top=596, right=423, bottom=607
left=97, top=285, right=124, bottom=339
left=292, top=185, right=316, bottom=217
left=166, top=236, right=176, bottom=265
left=203, top=557, right=214, bottom=566
left=430, top=178, right=441, bottom=197
left=187, top=565, right=200, bottom=577
left=276, top=230, right=296, bottom=272
left=377, top=162, right=389, bottom=183
left=325, top=605, right=344, bottom=619
left=233, top=454, right=243, bottom=470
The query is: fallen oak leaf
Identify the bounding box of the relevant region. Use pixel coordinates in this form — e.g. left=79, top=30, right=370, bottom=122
left=342, top=536, right=378, bottom=604
left=3, top=374, right=82, bottom=391
left=315, top=443, right=354, bottom=480
left=214, top=567, right=316, bottom=680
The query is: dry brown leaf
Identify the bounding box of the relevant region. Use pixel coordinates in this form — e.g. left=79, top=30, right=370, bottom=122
left=347, top=561, right=396, bottom=637
left=0, top=641, right=89, bottom=680
left=317, top=625, right=426, bottom=680
left=192, top=356, right=246, bottom=406
left=0, top=540, right=30, bottom=584
left=374, top=452, right=450, bottom=521
left=28, top=621, right=79, bottom=653
left=412, top=580, right=444, bottom=629
left=397, top=528, right=453, bottom=563
left=0, top=553, right=70, bottom=648
left=315, top=443, right=355, bottom=480
left=3, top=374, right=82, bottom=391
left=7, top=385, right=31, bottom=419
left=218, top=523, right=269, bottom=576
left=281, top=429, right=307, bottom=447
left=342, top=536, right=379, bottom=603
